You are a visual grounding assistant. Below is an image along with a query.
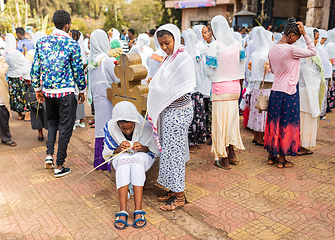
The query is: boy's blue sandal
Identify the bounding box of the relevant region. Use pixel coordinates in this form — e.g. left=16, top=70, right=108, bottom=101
left=131, top=210, right=147, bottom=228
left=114, top=211, right=130, bottom=230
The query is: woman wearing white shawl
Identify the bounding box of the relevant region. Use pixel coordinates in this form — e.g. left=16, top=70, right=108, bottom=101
left=88, top=29, right=120, bottom=171
left=296, top=27, right=327, bottom=154
left=325, top=30, right=335, bottom=109
left=184, top=31, right=208, bottom=151
left=22, top=31, right=48, bottom=141
left=5, top=33, right=28, bottom=121
left=192, top=24, right=213, bottom=142
left=206, top=15, right=245, bottom=169
left=147, top=24, right=196, bottom=211
left=316, top=29, right=332, bottom=118
left=102, top=101, right=158, bottom=229
left=247, top=27, right=274, bottom=146
left=274, top=33, right=283, bottom=44
left=129, top=33, right=153, bottom=73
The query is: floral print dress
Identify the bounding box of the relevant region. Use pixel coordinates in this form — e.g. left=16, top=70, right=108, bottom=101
left=8, top=76, right=29, bottom=113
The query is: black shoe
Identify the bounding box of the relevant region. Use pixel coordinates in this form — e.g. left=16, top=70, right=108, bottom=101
left=38, top=136, right=44, bottom=141
left=54, top=167, right=71, bottom=178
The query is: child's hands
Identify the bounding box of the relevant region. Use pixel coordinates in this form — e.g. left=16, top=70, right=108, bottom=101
left=120, top=141, right=131, bottom=151
left=132, top=142, right=143, bottom=152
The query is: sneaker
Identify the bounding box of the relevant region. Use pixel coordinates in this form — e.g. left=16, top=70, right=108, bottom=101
left=77, top=122, right=85, bottom=128
left=45, top=156, right=54, bottom=169
left=54, top=167, right=71, bottom=178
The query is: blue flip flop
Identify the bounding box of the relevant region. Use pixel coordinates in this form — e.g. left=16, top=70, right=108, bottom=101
left=114, top=211, right=130, bottom=230
left=131, top=210, right=147, bottom=228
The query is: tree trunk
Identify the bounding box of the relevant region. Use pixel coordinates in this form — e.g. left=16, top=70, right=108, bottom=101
left=15, top=0, right=22, bottom=27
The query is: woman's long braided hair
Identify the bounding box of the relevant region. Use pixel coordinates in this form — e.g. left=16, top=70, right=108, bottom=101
left=283, top=17, right=301, bottom=37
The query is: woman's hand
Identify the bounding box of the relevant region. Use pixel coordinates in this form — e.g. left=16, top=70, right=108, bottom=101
left=132, top=142, right=149, bottom=153
left=297, top=22, right=306, bottom=36
left=146, top=78, right=152, bottom=84
left=120, top=141, right=131, bottom=151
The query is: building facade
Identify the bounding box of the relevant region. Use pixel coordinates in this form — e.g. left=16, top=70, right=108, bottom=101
left=165, top=0, right=334, bottom=30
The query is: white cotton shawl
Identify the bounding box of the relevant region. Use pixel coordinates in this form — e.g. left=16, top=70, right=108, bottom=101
left=325, top=30, right=335, bottom=46
left=22, top=31, right=47, bottom=80
left=249, top=27, right=274, bottom=87
left=181, top=28, right=192, bottom=40
left=206, top=15, right=245, bottom=83
left=316, top=30, right=332, bottom=78
left=78, top=32, right=87, bottom=63
left=88, top=29, right=109, bottom=70
left=193, top=25, right=206, bottom=45
left=5, top=33, right=25, bottom=78
left=297, top=28, right=324, bottom=118
left=106, top=101, right=159, bottom=156
left=147, top=24, right=196, bottom=129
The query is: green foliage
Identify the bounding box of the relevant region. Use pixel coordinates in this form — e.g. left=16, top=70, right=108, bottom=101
left=160, top=0, right=181, bottom=28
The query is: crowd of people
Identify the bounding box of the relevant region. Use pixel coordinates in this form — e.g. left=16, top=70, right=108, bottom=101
left=0, top=9, right=334, bottom=230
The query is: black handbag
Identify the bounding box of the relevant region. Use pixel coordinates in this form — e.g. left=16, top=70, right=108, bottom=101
left=24, top=92, right=42, bottom=110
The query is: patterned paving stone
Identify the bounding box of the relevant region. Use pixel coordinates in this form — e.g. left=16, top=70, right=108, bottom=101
left=191, top=194, right=260, bottom=232
left=258, top=167, right=328, bottom=194
left=153, top=220, right=188, bottom=240
left=186, top=164, right=248, bottom=193
left=184, top=182, right=210, bottom=203
left=266, top=195, right=331, bottom=231
left=0, top=215, right=22, bottom=236
left=315, top=205, right=335, bottom=225
left=72, top=221, right=120, bottom=240
left=34, top=179, right=79, bottom=205
left=230, top=152, right=271, bottom=177
left=306, top=180, right=335, bottom=206
left=80, top=192, right=119, bottom=221
left=13, top=205, right=68, bottom=239
left=228, top=216, right=298, bottom=240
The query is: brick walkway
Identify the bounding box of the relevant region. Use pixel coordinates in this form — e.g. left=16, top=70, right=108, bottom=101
left=0, top=110, right=334, bottom=239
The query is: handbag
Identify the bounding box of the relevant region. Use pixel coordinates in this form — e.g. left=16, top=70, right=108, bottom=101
left=24, top=92, right=43, bottom=110
left=255, top=70, right=269, bottom=113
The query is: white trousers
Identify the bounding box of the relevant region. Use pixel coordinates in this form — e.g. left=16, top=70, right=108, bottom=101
left=112, top=152, right=154, bottom=189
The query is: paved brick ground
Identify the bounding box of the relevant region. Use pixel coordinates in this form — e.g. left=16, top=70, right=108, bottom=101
left=0, top=109, right=334, bottom=239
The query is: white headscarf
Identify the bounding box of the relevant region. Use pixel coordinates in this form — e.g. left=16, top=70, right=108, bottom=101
left=147, top=24, right=196, bottom=129
left=78, top=32, right=87, bottom=63
left=88, top=29, right=109, bottom=70
left=316, top=28, right=332, bottom=78
left=193, top=25, right=206, bottom=45
left=181, top=28, right=192, bottom=40
left=273, top=33, right=282, bottom=44
left=325, top=29, right=335, bottom=46
left=211, top=15, right=235, bottom=46
left=207, top=15, right=245, bottom=83
left=129, top=33, right=153, bottom=70
left=106, top=101, right=159, bottom=156
left=233, top=32, right=243, bottom=46
left=318, top=29, right=328, bottom=44
left=4, top=33, right=25, bottom=78
left=185, top=31, right=207, bottom=93
left=249, top=27, right=274, bottom=85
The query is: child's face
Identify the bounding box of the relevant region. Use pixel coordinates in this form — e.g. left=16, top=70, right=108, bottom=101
left=118, top=122, right=135, bottom=136
left=158, top=34, right=175, bottom=55
left=202, top=26, right=212, bottom=44
left=320, top=37, right=327, bottom=45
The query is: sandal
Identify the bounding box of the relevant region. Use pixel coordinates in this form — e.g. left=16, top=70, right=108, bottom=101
left=131, top=210, right=147, bottom=228
left=160, top=195, right=188, bottom=211
left=158, top=190, right=175, bottom=202
left=296, top=150, right=313, bottom=156
left=229, top=158, right=239, bottom=165
left=214, top=160, right=231, bottom=170
left=277, top=160, right=294, bottom=168
left=267, top=156, right=279, bottom=165
left=114, top=211, right=130, bottom=230
left=1, top=140, right=17, bottom=147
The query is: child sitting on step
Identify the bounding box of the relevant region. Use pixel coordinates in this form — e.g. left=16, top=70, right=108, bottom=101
left=103, top=101, right=159, bottom=229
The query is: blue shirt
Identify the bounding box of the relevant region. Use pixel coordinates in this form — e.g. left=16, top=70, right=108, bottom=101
left=17, top=39, right=34, bottom=53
